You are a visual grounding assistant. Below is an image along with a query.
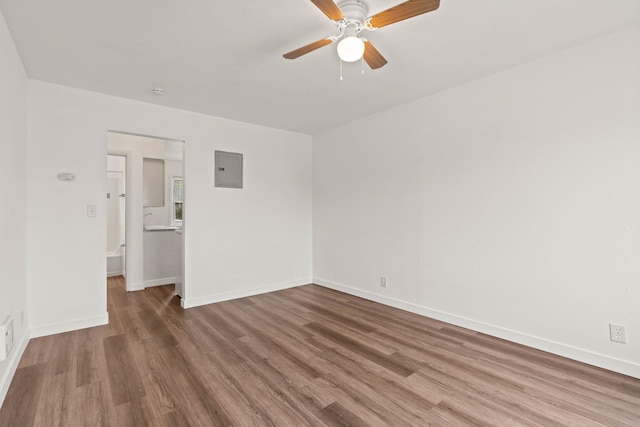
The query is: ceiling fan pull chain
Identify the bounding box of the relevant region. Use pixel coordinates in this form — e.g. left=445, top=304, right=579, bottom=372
left=361, top=56, right=365, bottom=75
left=340, top=59, right=343, bottom=81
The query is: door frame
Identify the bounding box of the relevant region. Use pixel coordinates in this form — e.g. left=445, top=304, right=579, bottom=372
left=107, top=149, right=133, bottom=291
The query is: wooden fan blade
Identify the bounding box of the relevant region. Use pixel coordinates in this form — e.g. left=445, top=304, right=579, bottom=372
left=363, top=41, right=388, bottom=69
left=283, top=38, right=335, bottom=59
left=367, top=0, right=440, bottom=29
left=310, top=0, right=344, bottom=21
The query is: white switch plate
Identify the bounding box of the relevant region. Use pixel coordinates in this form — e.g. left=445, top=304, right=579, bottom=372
left=87, top=204, right=97, bottom=218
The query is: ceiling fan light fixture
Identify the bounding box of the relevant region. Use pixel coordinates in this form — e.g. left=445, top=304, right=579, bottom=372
left=337, top=36, right=365, bottom=62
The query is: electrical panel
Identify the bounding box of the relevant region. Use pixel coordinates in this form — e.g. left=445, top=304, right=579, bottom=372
left=215, top=151, right=243, bottom=189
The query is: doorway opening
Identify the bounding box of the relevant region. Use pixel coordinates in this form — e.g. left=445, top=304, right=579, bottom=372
left=106, top=131, right=185, bottom=299
left=107, top=154, right=126, bottom=277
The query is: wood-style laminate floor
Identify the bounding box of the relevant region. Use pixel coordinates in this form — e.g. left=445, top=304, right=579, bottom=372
left=1, top=277, right=639, bottom=426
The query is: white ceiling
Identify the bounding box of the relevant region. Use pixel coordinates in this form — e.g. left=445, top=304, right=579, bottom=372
left=1, top=0, right=638, bottom=134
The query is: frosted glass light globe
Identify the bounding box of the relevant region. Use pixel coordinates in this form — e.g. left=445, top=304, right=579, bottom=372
left=337, top=36, right=365, bottom=62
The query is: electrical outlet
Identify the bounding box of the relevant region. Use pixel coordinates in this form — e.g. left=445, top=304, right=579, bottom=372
left=6, top=319, right=13, bottom=352
left=609, top=323, right=627, bottom=344
left=0, top=316, right=14, bottom=361
left=380, top=277, right=387, bottom=288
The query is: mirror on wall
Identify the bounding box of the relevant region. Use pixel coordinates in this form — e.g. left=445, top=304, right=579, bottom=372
left=143, top=158, right=165, bottom=207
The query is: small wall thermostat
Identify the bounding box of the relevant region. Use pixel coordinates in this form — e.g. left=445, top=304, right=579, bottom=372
left=57, top=172, right=76, bottom=181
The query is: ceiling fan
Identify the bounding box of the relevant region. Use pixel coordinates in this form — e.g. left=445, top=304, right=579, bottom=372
left=283, top=0, right=441, bottom=69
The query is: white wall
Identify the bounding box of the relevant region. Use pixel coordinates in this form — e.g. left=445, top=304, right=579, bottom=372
left=313, top=27, right=640, bottom=378
left=0, top=9, right=29, bottom=406
left=27, top=80, right=312, bottom=336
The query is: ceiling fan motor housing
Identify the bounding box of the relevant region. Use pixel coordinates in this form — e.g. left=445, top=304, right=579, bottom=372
left=337, top=0, right=368, bottom=32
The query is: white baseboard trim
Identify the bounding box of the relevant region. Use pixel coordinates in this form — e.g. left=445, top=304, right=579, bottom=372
left=30, top=313, right=109, bottom=339
left=0, top=331, right=30, bottom=409
left=107, top=271, right=124, bottom=278
left=128, top=281, right=146, bottom=292
left=144, top=277, right=176, bottom=288
left=314, top=278, right=640, bottom=380
left=181, top=278, right=312, bottom=309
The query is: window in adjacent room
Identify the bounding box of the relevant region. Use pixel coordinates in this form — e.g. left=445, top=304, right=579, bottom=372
left=172, top=177, right=183, bottom=226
